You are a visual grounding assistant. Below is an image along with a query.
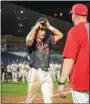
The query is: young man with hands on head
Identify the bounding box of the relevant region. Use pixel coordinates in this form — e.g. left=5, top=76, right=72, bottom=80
left=25, top=17, right=63, bottom=103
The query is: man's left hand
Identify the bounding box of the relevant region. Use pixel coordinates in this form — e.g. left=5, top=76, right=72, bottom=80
left=58, top=85, right=65, bottom=97
left=46, top=19, right=50, bottom=28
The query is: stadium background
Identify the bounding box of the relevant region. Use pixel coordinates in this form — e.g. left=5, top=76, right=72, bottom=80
left=1, top=1, right=90, bottom=103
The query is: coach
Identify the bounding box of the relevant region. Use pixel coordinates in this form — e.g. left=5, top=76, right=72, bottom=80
left=58, top=3, right=89, bottom=103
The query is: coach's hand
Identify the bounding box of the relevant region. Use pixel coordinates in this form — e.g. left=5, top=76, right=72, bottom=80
left=58, top=85, right=65, bottom=97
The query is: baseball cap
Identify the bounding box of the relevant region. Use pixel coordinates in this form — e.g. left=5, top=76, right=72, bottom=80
left=35, top=17, right=47, bottom=30
left=70, top=4, right=88, bottom=16
left=36, top=17, right=47, bottom=23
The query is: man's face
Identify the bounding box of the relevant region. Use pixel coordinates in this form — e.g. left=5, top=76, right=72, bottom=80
left=72, top=13, right=76, bottom=25
left=37, top=28, right=46, bottom=40
left=72, top=13, right=75, bottom=23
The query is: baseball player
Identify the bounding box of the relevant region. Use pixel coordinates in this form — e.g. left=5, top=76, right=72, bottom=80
left=11, top=61, right=18, bottom=82
left=56, top=63, right=62, bottom=81
left=18, top=60, right=24, bottom=81
left=1, top=60, right=5, bottom=82
left=22, top=61, right=30, bottom=83
left=25, top=17, right=63, bottom=103
left=7, top=62, right=12, bottom=81
left=49, top=61, right=56, bottom=82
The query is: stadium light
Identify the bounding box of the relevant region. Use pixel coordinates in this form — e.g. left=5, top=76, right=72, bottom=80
left=20, top=11, right=23, bottom=13
left=54, top=13, right=57, bottom=17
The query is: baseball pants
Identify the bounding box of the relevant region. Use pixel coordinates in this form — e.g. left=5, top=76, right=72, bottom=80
left=12, top=71, right=18, bottom=82
left=71, top=89, right=89, bottom=104
left=18, top=69, right=22, bottom=79
left=56, top=70, right=60, bottom=81
left=25, top=68, right=53, bottom=104
left=1, top=72, right=5, bottom=82
left=52, top=70, right=56, bottom=82
left=22, top=70, right=28, bottom=83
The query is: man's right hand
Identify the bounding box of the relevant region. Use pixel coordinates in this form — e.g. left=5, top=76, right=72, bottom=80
left=34, top=21, right=45, bottom=30
left=26, top=20, right=46, bottom=47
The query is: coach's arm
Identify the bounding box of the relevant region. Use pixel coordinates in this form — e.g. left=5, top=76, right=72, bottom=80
left=58, top=58, right=75, bottom=95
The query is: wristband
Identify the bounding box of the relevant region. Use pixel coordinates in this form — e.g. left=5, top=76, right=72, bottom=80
left=58, top=82, right=65, bottom=85
left=48, top=26, right=54, bottom=32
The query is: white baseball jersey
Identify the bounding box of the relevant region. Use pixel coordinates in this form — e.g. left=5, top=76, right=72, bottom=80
left=7, top=64, right=12, bottom=73
left=11, top=63, right=18, bottom=72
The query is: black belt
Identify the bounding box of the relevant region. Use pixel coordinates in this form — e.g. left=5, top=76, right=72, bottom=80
left=33, top=67, right=49, bottom=72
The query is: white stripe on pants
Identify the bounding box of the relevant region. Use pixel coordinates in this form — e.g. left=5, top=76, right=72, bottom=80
left=71, top=89, right=89, bottom=104
left=25, top=68, right=53, bottom=104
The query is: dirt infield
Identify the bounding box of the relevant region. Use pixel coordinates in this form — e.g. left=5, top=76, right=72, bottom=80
left=2, top=96, right=73, bottom=104
left=2, top=88, right=73, bottom=104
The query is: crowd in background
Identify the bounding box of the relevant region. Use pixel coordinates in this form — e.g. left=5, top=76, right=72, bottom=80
left=1, top=59, right=64, bottom=83
left=1, top=59, right=30, bottom=83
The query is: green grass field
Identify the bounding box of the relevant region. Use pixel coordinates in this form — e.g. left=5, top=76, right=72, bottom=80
left=1, top=82, right=28, bottom=97
left=1, top=81, right=72, bottom=98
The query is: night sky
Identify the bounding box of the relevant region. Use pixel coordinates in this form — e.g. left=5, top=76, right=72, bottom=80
left=1, top=1, right=90, bottom=37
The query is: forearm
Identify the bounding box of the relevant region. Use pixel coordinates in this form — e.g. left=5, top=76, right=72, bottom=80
left=26, top=26, right=37, bottom=43
left=60, top=58, right=75, bottom=83
left=48, top=25, right=63, bottom=40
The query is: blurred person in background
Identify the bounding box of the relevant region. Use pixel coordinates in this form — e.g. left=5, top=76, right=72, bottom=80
left=22, top=61, right=30, bottom=83
left=1, top=59, right=5, bottom=82
left=11, top=61, right=18, bottom=82
left=18, top=60, right=24, bottom=81
left=56, top=63, right=62, bottom=81
left=49, top=61, right=56, bottom=82
left=7, top=62, right=12, bottom=81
